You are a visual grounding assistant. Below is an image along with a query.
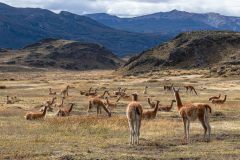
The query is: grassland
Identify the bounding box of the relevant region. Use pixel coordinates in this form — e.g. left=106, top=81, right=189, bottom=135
left=0, top=70, right=239, bottom=160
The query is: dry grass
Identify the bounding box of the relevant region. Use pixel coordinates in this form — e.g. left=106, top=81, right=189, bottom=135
left=0, top=70, right=239, bottom=159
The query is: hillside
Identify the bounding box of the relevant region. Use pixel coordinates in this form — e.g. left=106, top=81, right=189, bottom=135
left=0, top=39, right=124, bottom=70
left=119, top=31, right=240, bottom=76
left=0, top=2, right=163, bottom=56
left=86, top=10, right=240, bottom=37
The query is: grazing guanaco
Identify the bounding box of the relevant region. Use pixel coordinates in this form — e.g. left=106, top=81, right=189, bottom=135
left=147, top=97, right=156, bottom=108
left=56, top=103, right=75, bottom=117
left=173, top=87, right=211, bottom=144
left=143, top=86, right=148, bottom=94
left=6, top=95, right=14, bottom=104
left=126, top=93, right=143, bottom=145
left=88, top=97, right=111, bottom=117
left=164, top=84, right=173, bottom=91
left=211, top=95, right=227, bottom=104
left=61, top=85, right=70, bottom=97
left=49, top=88, right=57, bottom=95
left=25, top=105, right=48, bottom=120
left=105, top=96, right=121, bottom=111
left=142, top=100, right=160, bottom=120
left=184, top=85, right=198, bottom=95
left=209, top=94, right=221, bottom=101
left=159, top=100, right=176, bottom=112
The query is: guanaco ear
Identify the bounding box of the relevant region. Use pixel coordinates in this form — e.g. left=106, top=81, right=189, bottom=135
left=177, top=88, right=180, bottom=92
left=173, top=87, right=176, bottom=92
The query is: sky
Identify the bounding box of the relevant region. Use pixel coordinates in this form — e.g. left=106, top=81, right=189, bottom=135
left=1, top=0, right=240, bottom=17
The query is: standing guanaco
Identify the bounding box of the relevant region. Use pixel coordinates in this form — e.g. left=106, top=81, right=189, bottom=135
left=88, top=97, right=111, bottom=117
left=61, top=85, right=70, bottom=97
left=105, top=96, right=121, bottom=111
left=126, top=93, right=143, bottom=145
left=173, top=87, right=211, bottom=144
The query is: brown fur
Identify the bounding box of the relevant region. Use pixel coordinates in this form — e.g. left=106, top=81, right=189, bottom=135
left=142, top=100, right=160, bottom=120
left=25, top=105, right=48, bottom=120
left=173, top=88, right=211, bottom=144
left=126, top=93, right=143, bottom=145
left=164, top=84, right=173, bottom=91
left=49, top=88, right=57, bottom=95
left=209, top=94, right=221, bottom=101
left=61, top=85, right=70, bottom=97
left=184, top=85, right=198, bottom=95
left=6, top=95, right=14, bottom=104
left=56, top=103, right=75, bottom=117
left=211, top=95, right=227, bottom=104
left=147, top=97, right=156, bottom=108
left=159, top=100, right=176, bottom=112
left=88, top=97, right=111, bottom=117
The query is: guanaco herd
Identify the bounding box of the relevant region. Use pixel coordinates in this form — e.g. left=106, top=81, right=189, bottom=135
left=5, top=83, right=228, bottom=145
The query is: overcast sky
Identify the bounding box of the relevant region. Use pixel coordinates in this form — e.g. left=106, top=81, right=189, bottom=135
left=1, top=0, right=240, bottom=17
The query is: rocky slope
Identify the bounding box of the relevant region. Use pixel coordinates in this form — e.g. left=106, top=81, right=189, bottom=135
left=0, top=39, right=124, bottom=70
left=119, top=31, right=240, bottom=76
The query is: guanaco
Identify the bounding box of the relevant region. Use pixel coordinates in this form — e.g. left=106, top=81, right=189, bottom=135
left=211, top=95, right=227, bottom=104
left=6, top=95, right=14, bottom=104
left=49, top=88, right=57, bottom=95
left=159, top=100, right=176, bottom=112
left=142, top=100, right=160, bottom=120
left=61, top=85, right=70, bottom=97
left=88, top=97, right=111, bottom=117
left=184, top=85, right=198, bottom=95
left=164, top=84, right=173, bottom=91
left=209, top=94, right=221, bottom=101
left=56, top=103, right=75, bottom=117
left=105, top=96, right=121, bottom=111
left=40, top=97, right=57, bottom=112
left=25, top=105, right=48, bottom=120
left=126, top=93, right=143, bottom=145
left=147, top=97, right=156, bottom=108
left=173, top=87, right=211, bottom=144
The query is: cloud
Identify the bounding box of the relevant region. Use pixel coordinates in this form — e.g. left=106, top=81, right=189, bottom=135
left=1, top=0, right=240, bottom=17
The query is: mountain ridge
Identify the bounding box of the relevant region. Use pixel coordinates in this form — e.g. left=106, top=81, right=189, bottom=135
left=0, top=2, right=163, bottom=56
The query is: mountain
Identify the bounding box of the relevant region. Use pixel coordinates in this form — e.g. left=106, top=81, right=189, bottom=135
left=0, top=2, right=163, bottom=56
left=0, top=39, right=124, bottom=70
left=119, top=31, right=240, bottom=76
left=86, top=10, right=240, bottom=36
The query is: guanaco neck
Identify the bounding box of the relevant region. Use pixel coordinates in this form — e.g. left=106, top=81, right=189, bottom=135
left=42, top=106, right=48, bottom=116
left=153, top=101, right=160, bottom=113
left=68, top=104, right=74, bottom=113
left=50, top=98, right=56, bottom=105
left=132, top=94, right=138, bottom=101
left=147, top=98, right=152, bottom=106
left=174, top=92, right=183, bottom=110
left=223, top=95, right=227, bottom=102
left=60, top=98, right=64, bottom=106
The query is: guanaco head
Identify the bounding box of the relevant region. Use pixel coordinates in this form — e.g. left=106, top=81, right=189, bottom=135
left=132, top=93, right=138, bottom=101
left=173, top=87, right=180, bottom=97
